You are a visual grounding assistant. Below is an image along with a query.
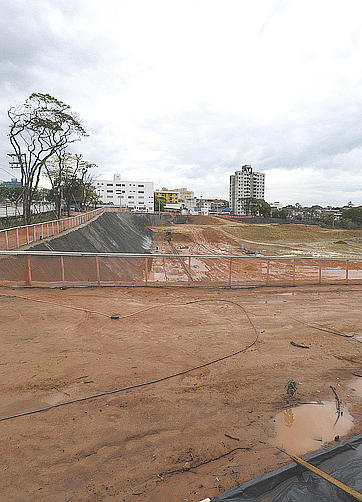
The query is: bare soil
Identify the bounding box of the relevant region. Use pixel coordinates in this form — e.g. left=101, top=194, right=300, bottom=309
left=222, top=223, right=362, bottom=257
left=152, top=221, right=362, bottom=258
left=0, top=284, right=361, bottom=502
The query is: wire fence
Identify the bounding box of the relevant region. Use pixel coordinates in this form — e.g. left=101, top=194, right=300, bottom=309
left=0, top=202, right=56, bottom=218
left=0, top=207, right=184, bottom=250
left=0, top=208, right=103, bottom=250
left=0, top=251, right=361, bottom=288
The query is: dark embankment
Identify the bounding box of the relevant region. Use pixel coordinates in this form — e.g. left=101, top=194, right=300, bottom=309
left=30, top=212, right=183, bottom=253
left=22, top=213, right=186, bottom=284
left=21, top=213, right=186, bottom=285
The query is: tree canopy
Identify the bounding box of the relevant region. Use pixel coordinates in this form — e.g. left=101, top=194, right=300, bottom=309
left=8, top=93, right=87, bottom=223
left=45, top=152, right=99, bottom=218
left=238, top=197, right=271, bottom=217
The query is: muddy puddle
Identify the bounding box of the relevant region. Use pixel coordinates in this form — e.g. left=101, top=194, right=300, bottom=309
left=271, top=401, right=354, bottom=455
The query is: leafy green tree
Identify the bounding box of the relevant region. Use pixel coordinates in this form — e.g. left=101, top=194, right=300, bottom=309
left=154, top=195, right=166, bottom=211
left=257, top=199, right=271, bottom=217
left=341, top=206, right=362, bottom=227
left=44, top=151, right=73, bottom=219
left=238, top=197, right=270, bottom=217
left=33, top=188, right=50, bottom=201
left=0, top=185, right=23, bottom=204
left=8, top=93, right=87, bottom=224
left=45, top=152, right=98, bottom=217
left=238, top=197, right=254, bottom=215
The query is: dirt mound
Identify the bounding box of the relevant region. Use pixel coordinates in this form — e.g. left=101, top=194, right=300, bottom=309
left=187, top=214, right=224, bottom=225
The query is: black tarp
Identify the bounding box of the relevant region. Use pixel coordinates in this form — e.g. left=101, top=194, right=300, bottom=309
left=213, top=434, right=362, bottom=502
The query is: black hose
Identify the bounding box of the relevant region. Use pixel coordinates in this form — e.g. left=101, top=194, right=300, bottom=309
left=0, top=299, right=258, bottom=423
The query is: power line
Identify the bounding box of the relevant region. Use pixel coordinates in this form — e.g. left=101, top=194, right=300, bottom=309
left=0, top=165, right=19, bottom=179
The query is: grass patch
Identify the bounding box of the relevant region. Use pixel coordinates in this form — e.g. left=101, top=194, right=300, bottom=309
left=224, top=224, right=362, bottom=243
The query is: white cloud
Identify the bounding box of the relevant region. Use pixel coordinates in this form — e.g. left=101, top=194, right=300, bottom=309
left=1, top=0, right=362, bottom=205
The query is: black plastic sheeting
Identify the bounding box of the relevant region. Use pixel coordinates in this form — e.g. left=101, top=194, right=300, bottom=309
left=213, top=434, right=362, bottom=502
left=30, top=213, right=187, bottom=253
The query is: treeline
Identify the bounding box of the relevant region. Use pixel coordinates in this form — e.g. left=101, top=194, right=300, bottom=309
left=272, top=204, right=362, bottom=229
left=0, top=185, right=47, bottom=204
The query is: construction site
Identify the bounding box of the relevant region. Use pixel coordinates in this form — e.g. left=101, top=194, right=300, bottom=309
left=0, top=210, right=361, bottom=502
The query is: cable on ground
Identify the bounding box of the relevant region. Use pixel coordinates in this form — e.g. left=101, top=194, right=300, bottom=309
left=293, top=317, right=361, bottom=342
left=0, top=293, right=116, bottom=318
left=0, top=299, right=259, bottom=423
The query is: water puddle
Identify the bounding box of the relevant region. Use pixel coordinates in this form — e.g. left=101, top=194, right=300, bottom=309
left=271, top=401, right=354, bottom=455
left=350, top=378, right=362, bottom=397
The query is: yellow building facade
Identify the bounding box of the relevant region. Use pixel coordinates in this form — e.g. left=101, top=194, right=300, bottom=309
left=154, top=188, right=179, bottom=204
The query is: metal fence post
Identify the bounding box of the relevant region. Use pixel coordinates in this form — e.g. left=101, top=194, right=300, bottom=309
left=25, top=255, right=31, bottom=286
left=96, top=255, right=100, bottom=286
left=266, top=259, right=270, bottom=286
left=60, top=256, right=65, bottom=284
left=228, top=257, right=232, bottom=288
left=318, top=260, right=322, bottom=284
left=145, top=257, right=149, bottom=286
left=293, top=259, right=296, bottom=286
left=26, top=227, right=29, bottom=245
left=345, top=260, right=349, bottom=284
left=16, top=228, right=19, bottom=248
left=5, top=230, right=8, bottom=250
left=188, top=256, right=191, bottom=287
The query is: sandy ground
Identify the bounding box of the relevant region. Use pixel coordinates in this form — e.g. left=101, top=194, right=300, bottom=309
left=0, top=284, right=361, bottom=502
left=149, top=223, right=362, bottom=286
left=152, top=219, right=362, bottom=258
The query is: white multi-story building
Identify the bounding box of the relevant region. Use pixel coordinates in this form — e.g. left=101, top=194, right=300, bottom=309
left=229, top=165, right=265, bottom=215
left=95, top=174, right=154, bottom=211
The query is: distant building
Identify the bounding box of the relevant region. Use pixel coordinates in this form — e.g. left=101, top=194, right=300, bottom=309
left=229, top=165, right=265, bottom=215
left=96, top=175, right=154, bottom=211
left=154, top=188, right=179, bottom=204
left=192, top=198, right=229, bottom=215
left=270, top=201, right=283, bottom=210
left=2, top=178, right=22, bottom=187
left=171, top=187, right=194, bottom=201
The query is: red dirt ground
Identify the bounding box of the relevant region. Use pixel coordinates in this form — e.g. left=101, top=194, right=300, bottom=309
left=0, top=284, right=361, bottom=501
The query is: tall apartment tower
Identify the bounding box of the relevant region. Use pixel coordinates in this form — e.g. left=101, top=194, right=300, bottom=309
left=229, top=165, right=265, bottom=215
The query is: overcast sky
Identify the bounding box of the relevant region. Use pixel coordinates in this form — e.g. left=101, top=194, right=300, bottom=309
left=1, top=0, right=362, bottom=206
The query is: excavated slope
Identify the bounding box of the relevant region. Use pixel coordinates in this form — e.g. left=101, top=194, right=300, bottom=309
left=31, top=212, right=180, bottom=253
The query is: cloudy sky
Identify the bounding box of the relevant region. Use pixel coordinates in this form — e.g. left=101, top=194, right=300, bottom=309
left=1, top=0, right=362, bottom=206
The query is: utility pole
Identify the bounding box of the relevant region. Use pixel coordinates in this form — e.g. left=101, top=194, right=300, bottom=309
left=7, top=153, right=26, bottom=170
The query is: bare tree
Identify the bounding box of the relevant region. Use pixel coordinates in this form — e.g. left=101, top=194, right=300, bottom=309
left=8, top=93, right=87, bottom=224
